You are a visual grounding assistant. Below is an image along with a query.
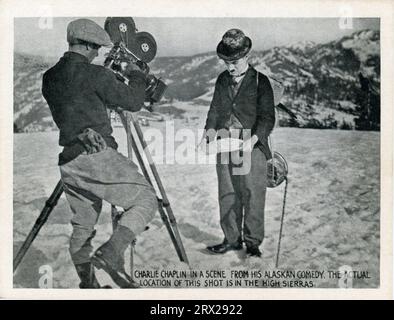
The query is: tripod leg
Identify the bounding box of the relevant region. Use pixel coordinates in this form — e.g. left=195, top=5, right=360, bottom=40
left=157, top=201, right=187, bottom=263
left=119, top=113, right=153, bottom=185
left=119, top=112, right=156, bottom=282
left=14, top=180, right=64, bottom=273
left=128, top=111, right=189, bottom=264
left=119, top=113, right=185, bottom=262
left=160, top=203, right=189, bottom=264
left=119, top=111, right=189, bottom=265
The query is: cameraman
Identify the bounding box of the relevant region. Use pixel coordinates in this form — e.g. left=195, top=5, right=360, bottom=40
left=42, top=18, right=157, bottom=288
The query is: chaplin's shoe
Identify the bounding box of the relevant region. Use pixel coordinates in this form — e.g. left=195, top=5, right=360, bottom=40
left=91, top=225, right=139, bottom=288
left=206, top=240, right=243, bottom=254
left=246, top=245, right=262, bottom=257
left=75, top=262, right=102, bottom=289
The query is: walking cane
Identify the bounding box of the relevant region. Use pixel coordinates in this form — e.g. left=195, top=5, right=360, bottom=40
left=275, top=177, right=288, bottom=268
left=268, top=106, right=291, bottom=269
left=13, top=180, right=64, bottom=272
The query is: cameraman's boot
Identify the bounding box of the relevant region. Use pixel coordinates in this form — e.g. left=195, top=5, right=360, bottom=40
left=75, top=262, right=101, bottom=289
left=91, top=225, right=139, bottom=288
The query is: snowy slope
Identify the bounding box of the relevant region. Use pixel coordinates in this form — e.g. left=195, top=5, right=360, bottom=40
left=13, top=112, right=380, bottom=288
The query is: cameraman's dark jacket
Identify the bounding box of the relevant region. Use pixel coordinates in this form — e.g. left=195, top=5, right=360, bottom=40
left=42, top=51, right=146, bottom=165
left=204, top=66, right=275, bottom=159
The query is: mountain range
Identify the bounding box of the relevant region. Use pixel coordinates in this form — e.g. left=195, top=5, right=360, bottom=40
left=14, top=29, right=380, bottom=132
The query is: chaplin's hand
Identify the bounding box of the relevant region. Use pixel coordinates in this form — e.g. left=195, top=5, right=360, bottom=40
left=241, top=135, right=258, bottom=153
left=196, top=135, right=210, bottom=155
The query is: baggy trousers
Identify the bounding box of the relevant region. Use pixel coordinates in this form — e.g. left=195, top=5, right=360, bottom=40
left=59, top=148, right=157, bottom=265
left=216, top=147, right=267, bottom=247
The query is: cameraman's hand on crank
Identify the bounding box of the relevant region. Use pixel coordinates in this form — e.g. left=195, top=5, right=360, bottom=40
left=124, top=62, right=149, bottom=78
left=77, top=128, right=107, bottom=154
left=136, top=60, right=150, bottom=75
left=241, top=135, right=258, bottom=153
left=123, top=62, right=145, bottom=78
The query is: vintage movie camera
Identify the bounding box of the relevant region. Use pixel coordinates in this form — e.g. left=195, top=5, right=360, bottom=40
left=104, top=17, right=167, bottom=106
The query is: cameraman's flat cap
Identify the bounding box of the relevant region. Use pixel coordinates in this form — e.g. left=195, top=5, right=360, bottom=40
left=217, top=28, right=252, bottom=61
left=67, top=18, right=112, bottom=47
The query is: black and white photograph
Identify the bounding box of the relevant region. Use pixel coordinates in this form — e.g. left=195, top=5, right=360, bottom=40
left=1, top=0, right=393, bottom=299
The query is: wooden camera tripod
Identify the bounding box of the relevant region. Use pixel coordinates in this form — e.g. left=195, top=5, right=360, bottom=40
left=13, top=110, right=189, bottom=281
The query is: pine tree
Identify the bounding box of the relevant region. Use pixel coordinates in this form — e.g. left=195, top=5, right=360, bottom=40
left=354, top=73, right=380, bottom=131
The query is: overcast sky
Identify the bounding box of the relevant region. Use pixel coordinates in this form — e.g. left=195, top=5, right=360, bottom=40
left=14, top=17, right=379, bottom=58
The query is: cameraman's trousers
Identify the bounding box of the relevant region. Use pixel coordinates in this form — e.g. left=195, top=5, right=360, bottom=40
left=216, top=147, right=267, bottom=247
left=59, top=148, right=157, bottom=265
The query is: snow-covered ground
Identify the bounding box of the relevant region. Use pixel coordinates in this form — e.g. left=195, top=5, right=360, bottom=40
left=13, top=104, right=380, bottom=289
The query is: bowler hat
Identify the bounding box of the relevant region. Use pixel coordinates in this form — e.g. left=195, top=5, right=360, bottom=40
left=216, top=29, right=252, bottom=61
left=67, top=18, right=112, bottom=47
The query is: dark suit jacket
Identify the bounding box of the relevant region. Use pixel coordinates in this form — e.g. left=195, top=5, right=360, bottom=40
left=204, top=65, right=276, bottom=159
left=42, top=51, right=146, bottom=165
